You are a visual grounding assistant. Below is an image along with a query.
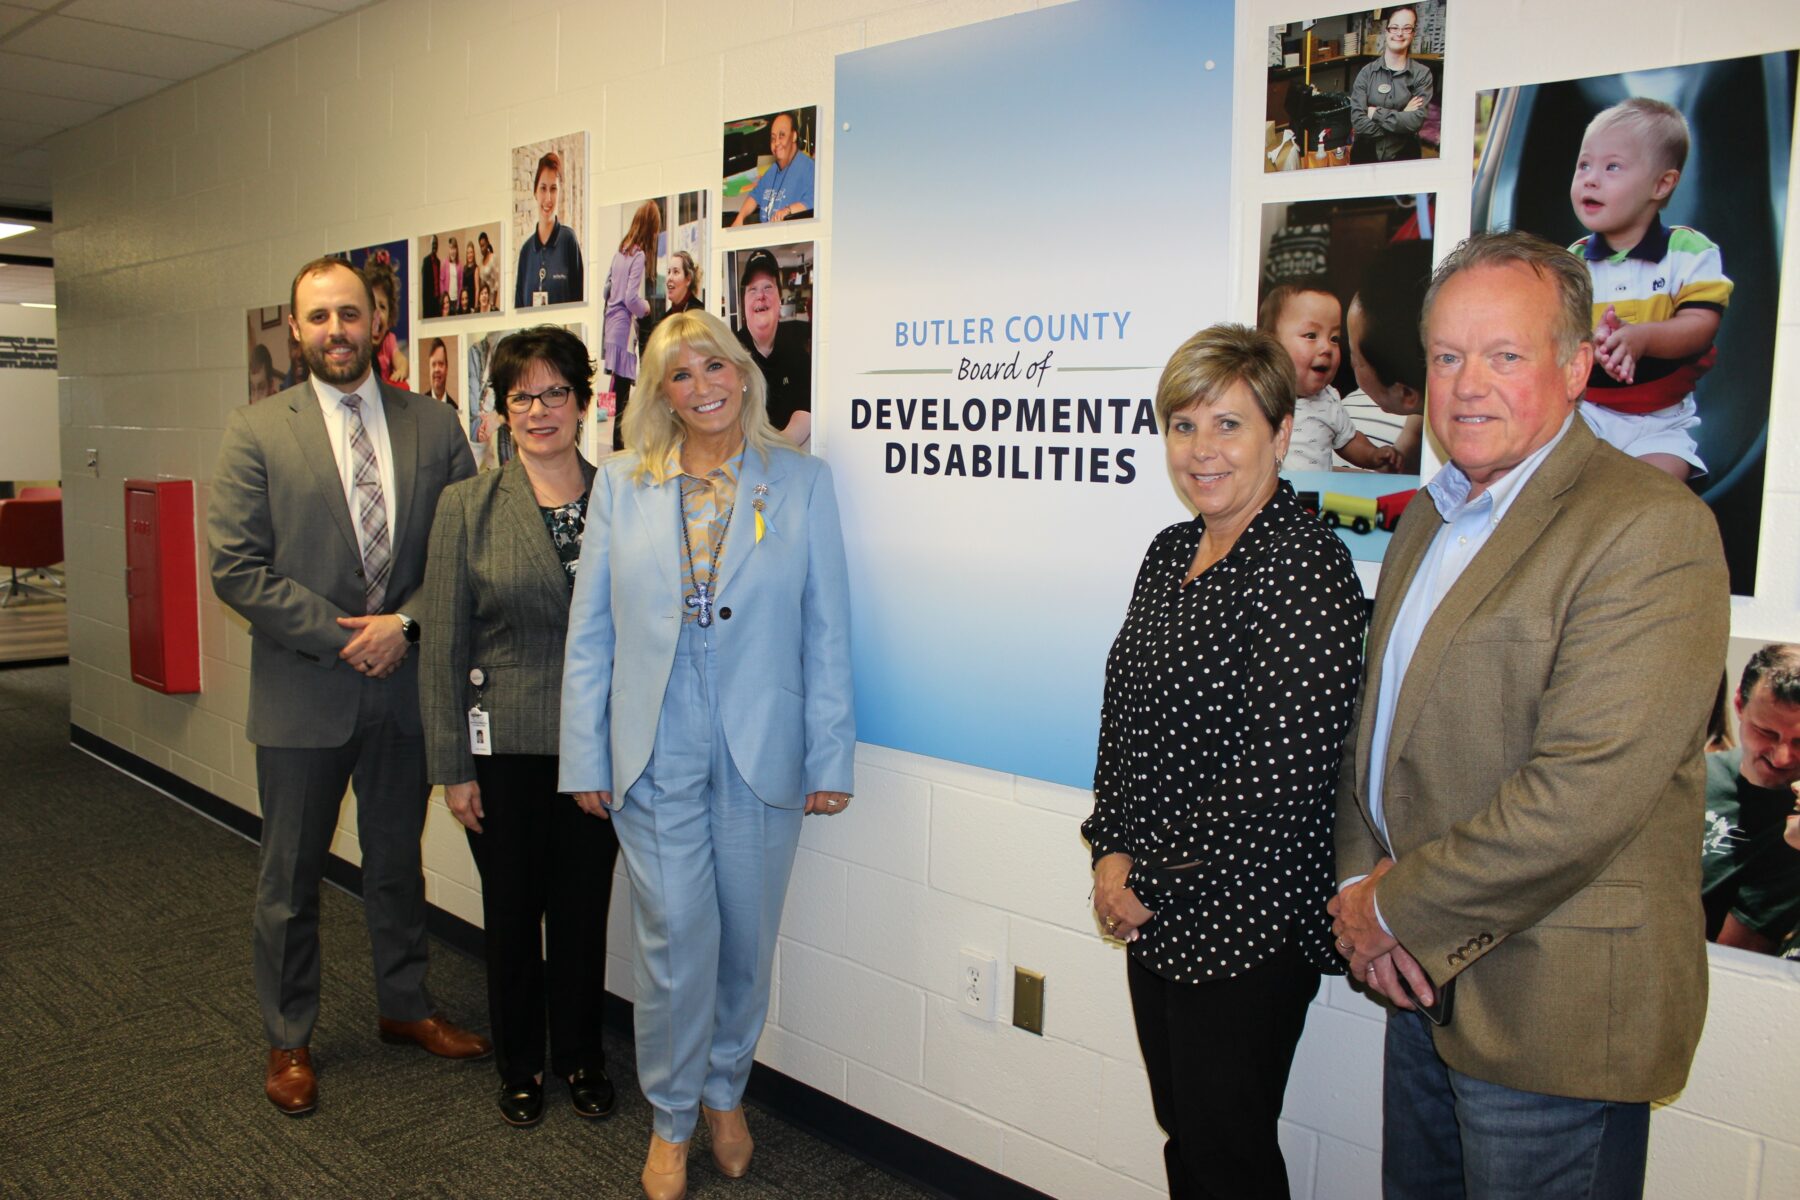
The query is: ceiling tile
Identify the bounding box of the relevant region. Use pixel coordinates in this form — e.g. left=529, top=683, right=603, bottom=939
left=7, top=15, right=241, bottom=80
left=0, top=116, right=60, bottom=146
left=0, top=0, right=63, bottom=10
left=61, top=0, right=331, bottom=52
left=0, top=88, right=113, bottom=129
left=0, top=51, right=166, bottom=106
left=0, top=3, right=39, bottom=36
left=288, top=0, right=371, bottom=13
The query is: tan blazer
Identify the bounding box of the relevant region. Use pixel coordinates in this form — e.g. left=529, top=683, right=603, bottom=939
left=1335, top=419, right=1728, bottom=1102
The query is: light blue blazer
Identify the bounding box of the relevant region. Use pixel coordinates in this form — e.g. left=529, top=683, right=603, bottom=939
left=558, top=444, right=855, bottom=808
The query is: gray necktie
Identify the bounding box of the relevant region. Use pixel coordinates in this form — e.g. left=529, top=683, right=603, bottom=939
left=341, top=395, right=391, bottom=613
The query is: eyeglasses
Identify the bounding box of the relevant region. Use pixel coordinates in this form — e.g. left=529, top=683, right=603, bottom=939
left=504, top=385, right=574, bottom=412
left=1386, top=23, right=1415, bottom=33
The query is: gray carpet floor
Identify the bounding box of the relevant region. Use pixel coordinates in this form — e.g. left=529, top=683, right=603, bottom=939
left=0, top=665, right=934, bottom=1199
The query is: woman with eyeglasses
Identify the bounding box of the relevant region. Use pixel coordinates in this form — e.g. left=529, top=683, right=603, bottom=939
left=418, top=325, right=620, bottom=1128
left=1349, top=4, right=1432, bottom=162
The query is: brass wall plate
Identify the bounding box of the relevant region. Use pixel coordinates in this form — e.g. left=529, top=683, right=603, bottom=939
left=1012, top=967, right=1045, bottom=1035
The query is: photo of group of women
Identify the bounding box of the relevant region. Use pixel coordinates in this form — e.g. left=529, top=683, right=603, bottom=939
left=511, top=132, right=589, bottom=310
left=722, top=241, right=815, bottom=448
left=418, top=223, right=502, bottom=318
left=722, top=107, right=819, bottom=227
left=1474, top=50, right=1795, bottom=598
left=1264, top=2, right=1445, bottom=172
left=1257, top=193, right=1432, bottom=562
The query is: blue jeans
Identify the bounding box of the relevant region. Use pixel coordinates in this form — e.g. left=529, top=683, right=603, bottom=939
left=1382, top=1009, right=1650, bottom=1200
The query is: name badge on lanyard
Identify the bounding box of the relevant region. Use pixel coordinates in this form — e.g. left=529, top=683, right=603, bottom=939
left=468, top=667, right=492, bottom=754
left=532, top=264, right=550, bottom=307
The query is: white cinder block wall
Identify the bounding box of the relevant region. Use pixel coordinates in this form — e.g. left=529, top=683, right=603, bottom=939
left=49, top=1, right=1800, bottom=1197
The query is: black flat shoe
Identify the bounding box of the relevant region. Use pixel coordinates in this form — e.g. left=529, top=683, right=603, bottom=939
left=498, top=1080, right=544, bottom=1127
left=566, top=1067, right=615, bottom=1119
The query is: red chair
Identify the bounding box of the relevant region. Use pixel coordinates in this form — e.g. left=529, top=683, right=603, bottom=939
left=14, top=487, right=63, bottom=588
left=0, top=498, right=64, bottom=606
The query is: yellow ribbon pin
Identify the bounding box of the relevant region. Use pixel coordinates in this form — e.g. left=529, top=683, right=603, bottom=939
left=754, top=509, right=766, bottom=543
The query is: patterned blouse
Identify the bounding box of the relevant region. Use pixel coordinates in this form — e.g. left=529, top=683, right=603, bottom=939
left=664, top=443, right=743, bottom=622
left=538, top=493, right=588, bottom=586
left=1082, top=481, right=1366, bottom=983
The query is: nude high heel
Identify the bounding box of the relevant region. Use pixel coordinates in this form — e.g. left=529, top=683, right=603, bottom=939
left=642, top=1132, right=689, bottom=1200
left=703, top=1104, right=755, bottom=1178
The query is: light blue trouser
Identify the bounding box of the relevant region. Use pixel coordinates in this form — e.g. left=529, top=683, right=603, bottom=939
left=612, top=620, right=804, bottom=1142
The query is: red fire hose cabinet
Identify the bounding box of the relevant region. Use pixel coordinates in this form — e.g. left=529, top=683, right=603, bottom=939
left=125, top=479, right=201, bottom=694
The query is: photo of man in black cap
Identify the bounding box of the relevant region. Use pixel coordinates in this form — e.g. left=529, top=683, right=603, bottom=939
left=733, top=245, right=813, bottom=447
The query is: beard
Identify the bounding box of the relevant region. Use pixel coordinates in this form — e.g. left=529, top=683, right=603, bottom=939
left=303, top=335, right=373, bottom=387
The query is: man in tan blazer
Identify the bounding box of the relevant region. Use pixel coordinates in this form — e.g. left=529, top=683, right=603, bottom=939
left=1329, top=231, right=1728, bottom=1199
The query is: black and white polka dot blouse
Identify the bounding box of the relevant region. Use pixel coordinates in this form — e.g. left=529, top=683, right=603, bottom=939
left=1083, top=481, right=1366, bottom=983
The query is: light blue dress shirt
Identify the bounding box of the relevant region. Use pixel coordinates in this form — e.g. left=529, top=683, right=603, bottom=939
left=1354, top=414, right=1576, bottom=927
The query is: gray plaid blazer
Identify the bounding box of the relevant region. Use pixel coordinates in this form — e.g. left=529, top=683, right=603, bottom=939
left=418, top=455, right=597, bottom=783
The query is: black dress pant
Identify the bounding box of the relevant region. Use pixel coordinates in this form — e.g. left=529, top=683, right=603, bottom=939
left=1127, top=940, right=1321, bottom=1200
left=468, top=754, right=619, bottom=1086
left=611, top=375, right=634, bottom=451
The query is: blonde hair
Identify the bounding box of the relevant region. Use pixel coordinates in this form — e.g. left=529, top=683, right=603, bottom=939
left=621, top=310, right=786, bottom=484
left=1583, top=97, right=1690, bottom=196
left=1154, top=323, right=1296, bottom=433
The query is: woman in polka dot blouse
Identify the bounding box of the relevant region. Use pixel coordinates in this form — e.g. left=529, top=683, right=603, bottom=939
left=1083, top=323, right=1366, bottom=1199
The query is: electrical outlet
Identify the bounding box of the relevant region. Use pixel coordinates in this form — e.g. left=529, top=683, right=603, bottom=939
left=957, top=950, right=996, bottom=1020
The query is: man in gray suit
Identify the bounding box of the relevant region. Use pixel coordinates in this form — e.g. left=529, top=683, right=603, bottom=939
left=210, top=257, right=483, bottom=1115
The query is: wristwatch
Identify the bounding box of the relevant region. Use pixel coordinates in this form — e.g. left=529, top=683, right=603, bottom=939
left=398, top=613, right=420, bottom=643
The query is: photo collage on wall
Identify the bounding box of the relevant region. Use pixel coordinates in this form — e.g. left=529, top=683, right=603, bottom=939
left=722, top=106, right=820, bottom=228
left=511, top=132, right=589, bottom=311
left=418, top=223, right=503, bottom=320
left=1474, top=50, right=1795, bottom=600
left=1259, top=193, right=1433, bottom=562
left=722, top=241, right=815, bottom=448
left=1264, top=1, right=1444, bottom=172
left=595, top=190, right=713, bottom=458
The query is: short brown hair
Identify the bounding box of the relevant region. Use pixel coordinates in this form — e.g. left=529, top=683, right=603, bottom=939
left=534, top=150, right=562, bottom=187
left=288, top=256, right=373, bottom=317
left=1421, top=231, right=1593, bottom=365
left=1154, top=323, right=1296, bottom=434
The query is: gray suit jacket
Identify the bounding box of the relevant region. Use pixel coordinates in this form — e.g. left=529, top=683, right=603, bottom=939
left=1335, top=420, right=1728, bottom=1102
left=208, top=379, right=476, bottom=748
left=418, top=456, right=596, bottom=783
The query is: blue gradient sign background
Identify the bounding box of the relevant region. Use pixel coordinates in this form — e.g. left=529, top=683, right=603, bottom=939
left=829, top=0, right=1235, bottom=788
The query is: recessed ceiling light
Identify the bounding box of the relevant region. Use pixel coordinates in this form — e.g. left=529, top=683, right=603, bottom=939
left=21, top=302, right=55, bottom=309
left=0, top=222, right=35, bottom=241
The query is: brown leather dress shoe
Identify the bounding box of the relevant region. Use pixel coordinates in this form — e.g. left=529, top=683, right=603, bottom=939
left=265, top=1047, right=316, bottom=1115
left=377, top=1013, right=492, bottom=1059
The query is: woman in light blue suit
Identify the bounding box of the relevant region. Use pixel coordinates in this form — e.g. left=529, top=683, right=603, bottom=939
left=560, top=309, right=854, bottom=1200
